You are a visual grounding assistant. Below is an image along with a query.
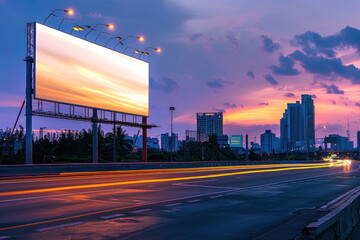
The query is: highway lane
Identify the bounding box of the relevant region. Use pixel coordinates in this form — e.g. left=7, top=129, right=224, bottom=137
left=0, top=161, right=359, bottom=239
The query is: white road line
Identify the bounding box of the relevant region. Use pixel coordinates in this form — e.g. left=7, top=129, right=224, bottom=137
left=0, top=236, right=10, bottom=240
left=187, top=199, right=201, bottom=203
left=165, top=203, right=182, bottom=207
left=131, top=208, right=152, bottom=214
left=209, top=195, right=224, bottom=199
left=100, top=213, right=125, bottom=219
left=35, top=222, right=84, bottom=232
left=173, top=179, right=219, bottom=185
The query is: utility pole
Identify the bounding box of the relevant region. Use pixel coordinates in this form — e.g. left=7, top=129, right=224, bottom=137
left=25, top=56, right=33, bottom=165
left=245, top=134, right=249, bottom=161
left=92, top=109, right=98, bottom=163
left=169, top=106, right=175, bottom=161
left=113, top=113, right=116, bottom=163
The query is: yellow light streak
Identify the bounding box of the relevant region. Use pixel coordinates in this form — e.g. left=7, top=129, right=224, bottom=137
left=0, top=163, right=343, bottom=197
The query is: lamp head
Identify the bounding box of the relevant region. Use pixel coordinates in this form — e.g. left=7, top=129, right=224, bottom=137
left=106, top=24, right=115, bottom=29
left=154, top=48, right=162, bottom=52
left=64, top=9, right=74, bottom=15
left=137, top=36, right=145, bottom=41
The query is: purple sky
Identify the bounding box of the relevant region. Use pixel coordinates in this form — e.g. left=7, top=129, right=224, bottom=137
left=0, top=0, right=359, bottom=145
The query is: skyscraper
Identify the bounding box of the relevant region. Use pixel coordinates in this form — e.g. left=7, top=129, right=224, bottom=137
left=357, top=131, right=360, bottom=149
left=196, top=112, right=223, bottom=141
left=280, top=95, right=315, bottom=152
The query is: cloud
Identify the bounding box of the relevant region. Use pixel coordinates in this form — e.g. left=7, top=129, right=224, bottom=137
left=246, top=71, right=255, bottom=79
left=289, top=50, right=360, bottom=84
left=260, top=35, right=280, bottom=53
left=293, top=26, right=360, bottom=57
left=190, top=33, right=202, bottom=41
left=258, top=102, right=269, bottom=106
left=270, top=56, right=300, bottom=76
left=212, top=107, right=225, bottom=112
left=206, top=76, right=233, bottom=89
left=226, top=33, right=240, bottom=50
left=355, top=102, right=360, bottom=107
left=264, top=74, right=278, bottom=86
left=283, top=93, right=295, bottom=98
left=223, top=102, right=237, bottom=109
left=311, top=94, right=317, bottom=99
left=321, top=83, right=344, bottom=94
left=331, top=100, right=337, bottom=105
left=150, top=77, right=179, bottom=92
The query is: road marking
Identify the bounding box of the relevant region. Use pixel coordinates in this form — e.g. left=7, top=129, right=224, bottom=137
left=209, top=195, right=224, bottom=199
left=131, top=208, right=152, bottom=214
left=165, top=203, right=182, bottom=207
left=187, top=199, right=201, bottom=203
left=0, top=169, right=353, bottom=232
left=100, top=213, right=125, bottom=220
left=35, top=222, right=84, bottom=232
left=0, top=236, right=10, bottom=239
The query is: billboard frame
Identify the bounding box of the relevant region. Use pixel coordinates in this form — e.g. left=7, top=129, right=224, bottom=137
left=25, top=22, right=155, bottom=165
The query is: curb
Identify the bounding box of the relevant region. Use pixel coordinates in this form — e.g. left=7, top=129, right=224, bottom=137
left=302, top=186, right=360, bottom=240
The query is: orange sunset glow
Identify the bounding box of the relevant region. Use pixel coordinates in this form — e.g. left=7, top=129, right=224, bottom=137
left=35, top=23, right=149, bottom=116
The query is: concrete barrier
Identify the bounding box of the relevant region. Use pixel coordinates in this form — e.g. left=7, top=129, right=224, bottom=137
left=302, top=186, right=360, bottom=240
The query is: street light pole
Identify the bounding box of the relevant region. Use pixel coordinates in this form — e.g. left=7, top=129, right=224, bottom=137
left=169, top=107, right=175, bottom=161
left=25, top=56, right=33, bottom=165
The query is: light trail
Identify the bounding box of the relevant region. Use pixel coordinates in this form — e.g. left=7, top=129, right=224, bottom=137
left=0, top=162, right=344, bottom=197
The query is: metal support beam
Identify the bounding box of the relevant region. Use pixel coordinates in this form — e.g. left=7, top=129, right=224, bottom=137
left=142, top=117, right=147, bottom=162
left=25, top=57, right=33, bottom=165
left=113, top=113, right=116, bottom=163
left=92, top=109, right=98, bottom=163
left=245, top=134, right=249, bottom=161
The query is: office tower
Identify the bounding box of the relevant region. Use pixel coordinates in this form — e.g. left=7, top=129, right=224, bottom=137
left=261, top=130, right=280, bottom=153
left=161, top=133, right=179, bottom=152
left=357, top=131, right=360, bottom=149
left=196, top=112, right=223, bottom=137
left=280, top=95, right=315, bottom=152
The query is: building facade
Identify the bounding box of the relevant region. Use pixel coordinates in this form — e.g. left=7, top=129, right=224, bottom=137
left=161, top=133, right=179, bottom=152
left=260, top=130, right=280, bottom=153
left=324, top=134, right=354, bottom=151
left=196, top=112, right=223, bottom=140
left=280, top=95, right=315, bottom=152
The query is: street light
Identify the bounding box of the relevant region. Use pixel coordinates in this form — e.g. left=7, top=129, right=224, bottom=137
left=85, top=24, right=115, bottom=40
left=113, top=35, right=144, bottom=50
left=71, top=25, right=91, bottom=35
left=139, top=47, right=161, bottom=59
left=123, top=46, right=140, bottom=55
left=105, top=36, right=122, bottom=47
left=44, top=9, right=74, bottom=25
left=95, top=31, right=110, bottom=43
left=58, top=18, right=74, bottom=30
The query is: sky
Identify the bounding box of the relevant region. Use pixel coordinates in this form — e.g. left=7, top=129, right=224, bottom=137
left=0, top=0, right=359, bottom=145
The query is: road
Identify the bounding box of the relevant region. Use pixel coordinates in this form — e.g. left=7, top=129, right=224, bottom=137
left=0, top=161, right=359, bottom=240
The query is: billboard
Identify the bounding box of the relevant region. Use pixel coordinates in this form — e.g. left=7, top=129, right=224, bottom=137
left=34, top=23, right=149, bottom=116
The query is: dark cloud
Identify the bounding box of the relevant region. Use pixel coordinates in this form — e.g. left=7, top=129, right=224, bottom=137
left=355, top=102, right=360, bottom=107
left=246, top=71, right=255, bottom=79
left=260, top=35, right=280, bottom=53
left=223, top=102, right=237, bottom=109
left=270, top=56, right=300, bottom=76
left=289, top=50, right=360, bottom=84
left=150, top=77, right=179, bottom=92
left=264, top=74, right=278, bottom=86
left=190, top=33, right=202, bottom=41
left=284, top=93, right=295, bottom=98
left=331, top=100, right=337, bottom=105
left=212, top=107, right=225, bottom=112
left=321, top=83, right=344, bottom=94
left=206, top=76, right=233, bottom=89
left=311, top=94, right=317, bottom=99
left=258, top=102, right=269, bottom=106
left=226, top=34, right=240, bottom=50
left=293, top=26, right=360, bottom=57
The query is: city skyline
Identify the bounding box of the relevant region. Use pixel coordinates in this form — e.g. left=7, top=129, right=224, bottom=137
left=0, top=0, right=359, bottom=143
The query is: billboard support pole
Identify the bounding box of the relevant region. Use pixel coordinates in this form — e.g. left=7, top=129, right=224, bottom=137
left=92, top=109, right=98, bottom=163
left=25, top=57, right=33, bottom=165
left=142, top=117, right=147, bottom=162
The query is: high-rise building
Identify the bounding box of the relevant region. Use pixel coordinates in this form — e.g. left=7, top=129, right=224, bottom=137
left=161, top=133, right=179, bottom=152
left=357, top=131, right=360, bottom=149
left=196, top=112, right=223, bottom=141
left=260, top=130, right=280, bottom=153
left=280, top=95, right=315, bottom=152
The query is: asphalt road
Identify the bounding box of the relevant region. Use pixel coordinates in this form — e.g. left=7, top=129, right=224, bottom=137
left=0, top=161, right=359, bottom=240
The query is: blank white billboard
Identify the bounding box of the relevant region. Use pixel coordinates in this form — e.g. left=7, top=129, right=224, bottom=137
left=34, top=23, right=149, bottom=116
